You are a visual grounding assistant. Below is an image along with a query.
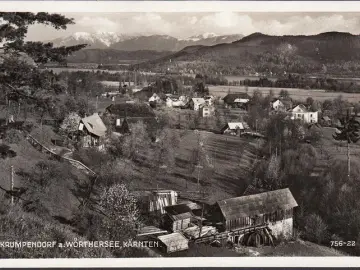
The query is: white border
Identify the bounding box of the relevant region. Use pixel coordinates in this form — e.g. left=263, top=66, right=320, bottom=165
left=0, top=257, right=360, bottom=267
left=0, top=0, right=360, bottom=267
left=0, top=1, right=359, bottom=13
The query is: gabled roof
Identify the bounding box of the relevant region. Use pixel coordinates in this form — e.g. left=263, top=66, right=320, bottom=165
left=289, top=104, right=308, bottom=113
left=223, top=93, right=251, bottom=104
left=191, top=98, right=205, bottom=105
left=106, top=103, right=155, bottom=118
left=217, top=188, right=298, bottom=220
left=165, top=203, right=194, bottom=221
left=227, top=122, right=244, bottom=130
left=80, top=113, right=107, bottom=137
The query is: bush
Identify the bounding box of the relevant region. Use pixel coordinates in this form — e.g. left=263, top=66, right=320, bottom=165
left=304, top=213, right=328, bottom=244
left=3, top=129, right=23, bottom=144
left=0, top=144, right=16, bottom=159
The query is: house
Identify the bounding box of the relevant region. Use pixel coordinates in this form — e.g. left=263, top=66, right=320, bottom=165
left=163, top=204, right=193, bottom=232
left=104, top=103, right=158, bottom=138
left=223, top=93, right=251, bottom=109
left=221, top=122, right=249, bottom=136
left=204, top=95, right=215, bottom=106
left=157, top=232, right=189, bottom=253
left=288, top=104, right=318, bottom=124
left=270, top=98, right=293, bottom=112
left=211, top=188, right=298, bottom=239
left=166, top=95, right=189, bottom=108
left=189, top=98, right=206, bottom=111
left=321, top=115, right=332, bottom=127
left=149, top=93, right=161, bottom=103
left=78, top=113, right=107, bottom=148
left=200, top=105, right=215, bottom=117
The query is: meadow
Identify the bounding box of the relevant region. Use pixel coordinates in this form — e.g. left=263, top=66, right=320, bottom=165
left=209, top=85, right=360, bottom=102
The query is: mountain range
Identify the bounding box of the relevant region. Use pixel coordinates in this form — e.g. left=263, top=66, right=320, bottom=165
left=135, top=32, right=360, bottom=76
left=50, top=32, right=244, bottom=51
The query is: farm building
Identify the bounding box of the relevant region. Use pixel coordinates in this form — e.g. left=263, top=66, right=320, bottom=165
left=222, top=93, right=251, bottom=109
left=78, top=113, right=107, bottom=148
left=221, top=122, right=249, bottom=136
left=288, top=104, right=318, bottom=124
left=163, top=204, right=194, bottom=232
left=104, top=103, right=158, bottom=138
left=157, top=232, right=189, bottom=253
left=211, top=188, right=298, bottom=239
left=189, top=98, right=206, bottom=111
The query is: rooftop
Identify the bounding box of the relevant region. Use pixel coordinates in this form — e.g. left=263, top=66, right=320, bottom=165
left=80, top=113, right=107, bottom=137
left=217, top=188, right=298, bottom=220
left=105, top=103, right=155, bottom=118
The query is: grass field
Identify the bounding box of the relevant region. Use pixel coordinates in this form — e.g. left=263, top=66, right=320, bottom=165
left=127, top=129, right=260, bottom=204
left=209, top=85, right=360, bottom=102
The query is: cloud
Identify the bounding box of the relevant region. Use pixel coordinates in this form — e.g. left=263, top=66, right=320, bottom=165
left=26, top=12, right=360, bottom=41
left=76, top=16, right=119, bottom=32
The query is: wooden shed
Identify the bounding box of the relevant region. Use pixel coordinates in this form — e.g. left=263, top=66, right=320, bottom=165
left=158, top=232, right=189, bottom=253
left=163, top=204, right=193, bottom=232
left=212, top=188, right=298, bottom=239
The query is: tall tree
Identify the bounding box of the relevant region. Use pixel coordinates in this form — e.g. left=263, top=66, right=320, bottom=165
left=333, top=110, right=360, bottom=180
left=0, top=12, right=87, bottom=118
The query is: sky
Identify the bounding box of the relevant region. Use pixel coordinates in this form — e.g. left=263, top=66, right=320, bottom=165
left=26, top=12, right=360, bottom=40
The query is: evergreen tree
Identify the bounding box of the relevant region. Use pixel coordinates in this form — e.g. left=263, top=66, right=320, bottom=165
left=333, top=110, right=360, bottom=180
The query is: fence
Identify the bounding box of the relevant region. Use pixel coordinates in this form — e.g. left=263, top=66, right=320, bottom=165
left=25, top=134, right=96, bottom=176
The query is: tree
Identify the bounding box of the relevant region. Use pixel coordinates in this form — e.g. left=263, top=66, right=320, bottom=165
left=333, top=110, right=360, bottom=180
left=59, top=112, right=81, bottom=137
left=279, top=89, right=290, bottom=99
left=94, top=184, right=140, bottom=256
left=0, top=12, right=87, bottom=120
left=304, top=213, right=328, bottom=244
left=152, top=129, right=180, bottom=181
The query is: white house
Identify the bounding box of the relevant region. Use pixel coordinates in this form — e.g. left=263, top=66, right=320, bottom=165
left=221, top=122, right=249, bottom=135
left=149, top=93, right=161, bottom=103
left=200, top=105, right=215, bottom=117
left=288, top=104, right=318, bottom=124
left=189, top=98, right=206, bottom=111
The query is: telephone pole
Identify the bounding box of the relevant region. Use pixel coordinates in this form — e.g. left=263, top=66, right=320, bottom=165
left=10, top=166, right=14, bottom=205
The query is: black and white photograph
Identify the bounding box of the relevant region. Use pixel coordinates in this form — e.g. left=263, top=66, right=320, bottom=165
left=0, top=1, right=360, bottom=266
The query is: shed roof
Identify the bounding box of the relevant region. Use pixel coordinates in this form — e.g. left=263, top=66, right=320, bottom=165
left=80, top=113, right=107, bottom=137
left=158, top=232, right=188, bottom=246
left=217, top=188, right=298, bottom=220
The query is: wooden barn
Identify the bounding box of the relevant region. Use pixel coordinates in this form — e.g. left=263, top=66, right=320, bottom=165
left=211, top=188, right=298, bottom=239
left=163, top=204, right=194, bottom=232
left=157, top=232, right=189, bottom=253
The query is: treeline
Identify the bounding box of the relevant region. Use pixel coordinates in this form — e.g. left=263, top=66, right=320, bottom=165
left=228, top=74, right=360, bottom=93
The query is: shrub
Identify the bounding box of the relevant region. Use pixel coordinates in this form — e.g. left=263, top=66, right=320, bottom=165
left=4, top=129, right=23, bottom=144
left=304, top=213, right=328, bottom=244
left=0, top=144, right=16, bottom=159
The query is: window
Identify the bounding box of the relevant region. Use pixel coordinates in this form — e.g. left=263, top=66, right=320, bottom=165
left=310, top=114, right=313, bottom=117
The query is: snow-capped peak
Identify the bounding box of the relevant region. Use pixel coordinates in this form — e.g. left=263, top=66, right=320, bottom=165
left=182, top=32, right=219, bottom=41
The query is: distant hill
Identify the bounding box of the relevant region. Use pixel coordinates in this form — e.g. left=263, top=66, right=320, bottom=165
left=66, top=49, right=172, bottom=64
left=134, top=32, right=360, bottom=76
left=110, top=34, right=244, bottom=51
left=50, top=32, right=244, bottom=51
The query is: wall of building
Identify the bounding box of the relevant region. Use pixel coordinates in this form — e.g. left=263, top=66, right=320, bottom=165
left=268, top=217, right=293, bottom=239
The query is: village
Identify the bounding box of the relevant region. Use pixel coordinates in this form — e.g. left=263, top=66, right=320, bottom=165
left=2, top=10, right=360, bottom=260
left=4, top=75, right=347, bottom=256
